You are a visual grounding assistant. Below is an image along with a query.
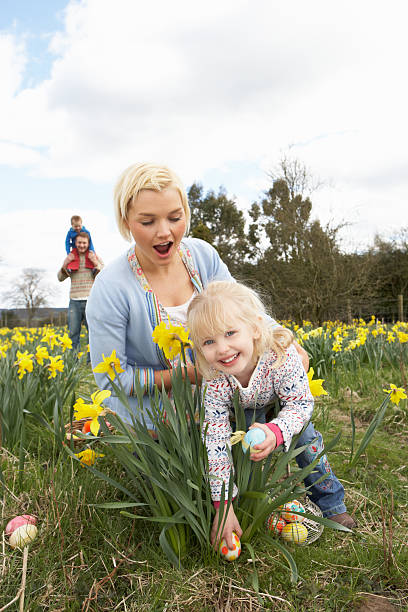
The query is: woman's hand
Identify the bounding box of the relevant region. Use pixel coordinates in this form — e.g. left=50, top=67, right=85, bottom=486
left=211, top=504, right=243, bottom=550
left=294, top=340, right=309, bottom=372
left=248, top=422, right=277, bottom=462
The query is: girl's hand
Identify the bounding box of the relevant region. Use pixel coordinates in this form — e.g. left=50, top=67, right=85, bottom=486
left=248, top=422, right=277, bottom=462
left=88, top=250, right=98, bottom=265
left=211, top=504, right=243, bottom=550
left=62, top=253, right=75, bottom=268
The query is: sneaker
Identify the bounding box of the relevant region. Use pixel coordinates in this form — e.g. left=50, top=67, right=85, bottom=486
left=330, top=512, right=357, bottom=529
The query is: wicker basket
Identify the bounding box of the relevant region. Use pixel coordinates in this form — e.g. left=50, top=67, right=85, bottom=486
left=266, top=496, right=324, bottom=546
left=298, top=497, right=324, bottom=545
left=64, top=418, right=113, bottom=448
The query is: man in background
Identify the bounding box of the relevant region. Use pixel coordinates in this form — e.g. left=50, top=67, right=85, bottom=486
left=58, top=232, right=103, bottom=353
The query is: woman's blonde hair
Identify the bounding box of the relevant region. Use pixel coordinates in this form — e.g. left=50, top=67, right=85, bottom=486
left=113, top=162, right=191, bottom=241
left=187, top=281, right=293, bottom=379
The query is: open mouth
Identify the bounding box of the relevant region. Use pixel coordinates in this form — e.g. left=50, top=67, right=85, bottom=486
left=153, top=241, right=173, bottom=256
left=220, top=353, right=239, bottom=365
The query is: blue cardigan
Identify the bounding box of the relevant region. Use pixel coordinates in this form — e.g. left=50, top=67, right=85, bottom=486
left=86, top=237, right=233, bottom=426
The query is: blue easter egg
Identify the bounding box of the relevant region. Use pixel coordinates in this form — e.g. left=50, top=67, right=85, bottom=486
left=242, top=427, right=266, bottom=453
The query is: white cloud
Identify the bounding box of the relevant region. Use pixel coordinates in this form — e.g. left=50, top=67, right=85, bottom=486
left=0, top=0, right=407, bottom=300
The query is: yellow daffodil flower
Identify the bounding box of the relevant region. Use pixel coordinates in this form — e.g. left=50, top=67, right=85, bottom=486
left=307, top=368, right=328, bottom=397
left=0, top=343, right=10, bottom=358
left=35, top=345, right=49, bottom=365
left=58, top=333, right=72, bottom=352
left=93, top=350, right=125, bottom=381
left=396, top=331, right=408, bottom=343
left=14, top=350, right=34, bottom=378
left=75, top=448, right=105, bottom=467
left=73, top=397, right=86, bottom=411
left=74, top=390, right=111, bottom=435
left=152, top=322, right=193, bottom=360
left=383, top=384, right=407, bottom=405
left=12, top=332, right=26, bottom=346
left=47, top=355, right=64, bottom=378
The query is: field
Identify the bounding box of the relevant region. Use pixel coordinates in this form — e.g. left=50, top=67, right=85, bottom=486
left=1, top=320, right=408, bottom=611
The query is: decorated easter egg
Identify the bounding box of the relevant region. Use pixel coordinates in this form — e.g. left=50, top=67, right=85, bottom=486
left=5, top=515, right=37, bottom=536
left=242, top=428, right=266, bottom=453
left=219, top=532, right=242, bottom=561
left=279, top=500, right=306, bottom=523
left=266, top=514, right=286, bottom=534
left=9, top=524, right=38, bottom=549
left=281, top=523, right=308, bottom=544
left=82, top=420, right=92, bottom=434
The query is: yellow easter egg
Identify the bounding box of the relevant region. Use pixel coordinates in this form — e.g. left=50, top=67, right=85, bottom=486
left=281, top=522, right=308, bottom=544
left=9, top=524, right=38, bottom=549
left=219, top=532, right=241, bottom=561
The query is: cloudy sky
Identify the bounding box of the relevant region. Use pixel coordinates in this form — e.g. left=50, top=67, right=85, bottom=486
left=1, top=0, right=407, bottom=308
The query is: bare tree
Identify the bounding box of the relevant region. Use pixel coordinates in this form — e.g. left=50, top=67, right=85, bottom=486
left=2, top=268, right=55, bottom=325
left=267, top=151, right=324, bottom=199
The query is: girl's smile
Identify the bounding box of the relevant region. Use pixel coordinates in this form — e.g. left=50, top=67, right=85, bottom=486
left=201, top=321, right=260, bottom=387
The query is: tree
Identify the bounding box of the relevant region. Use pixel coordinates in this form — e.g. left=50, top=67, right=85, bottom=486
left=366, top=229, right=408, bottom=320
left=188, top=183, right=254, bottom=274
left=247, top=158, right=373, bottom=323
left=267, top=152, right=323, bottom=200
left=249, top=178, right=312, bottom=262
left=2, top=268, right=55, bottom=325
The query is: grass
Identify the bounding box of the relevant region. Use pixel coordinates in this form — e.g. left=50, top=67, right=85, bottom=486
left=1, top=364, right=408, bottom=610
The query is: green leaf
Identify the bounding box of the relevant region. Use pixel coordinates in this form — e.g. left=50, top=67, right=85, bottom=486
left=91, top=501, right=147, bottom=509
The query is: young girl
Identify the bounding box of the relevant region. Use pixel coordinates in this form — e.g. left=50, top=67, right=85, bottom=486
left=187, top=281, right=355, bottom=550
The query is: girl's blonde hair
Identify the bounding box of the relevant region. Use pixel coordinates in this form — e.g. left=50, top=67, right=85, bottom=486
left=187, top=281, right=293, bottom=380
left=113, top=162, right=190, bottom=241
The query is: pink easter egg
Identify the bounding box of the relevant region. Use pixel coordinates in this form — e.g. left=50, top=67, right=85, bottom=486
left=5, top=514, right=37, bottom=536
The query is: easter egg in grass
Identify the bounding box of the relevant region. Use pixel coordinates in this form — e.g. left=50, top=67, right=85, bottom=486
left=242, top=428, right=266, bottom=453
left=279, top=500, right=306, bottom=523
left=9, top=524, right=38, bottom=549
left=219, top=532, right=241, bottom=561
left=281, top=523, right=308, bottom=544
left=266, top=513, right=286, bottom=534
left=5, top=515, right=37, bottom=536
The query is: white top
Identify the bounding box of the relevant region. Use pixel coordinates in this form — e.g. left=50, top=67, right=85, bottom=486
left=163, top=291, right=197, bottom=326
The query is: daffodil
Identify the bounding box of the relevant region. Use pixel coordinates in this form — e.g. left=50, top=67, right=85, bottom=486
left=14, top=350, right=34, bottom=379
left=307, top=368, right=328, bottom=397
left=47, top=355, right=64, bottom=378
left=12, top=331, right=26, bottom=346
left=42, top=329, right=59, bottom=349
left=35, top=345, right=49, bottom=365
left=74, top=390, right=111, bottom=435
left=58, top=333, right=72, bottom=352
left=73, top=397, right=86, bottom=411
left=383, top=384, right=407, bottom=405
left=93, top=350, right=125, bottom=381
left=396, top=331, right=408, bottom=343
left=0, top=343, right=10, bottom=358
left=152, top=321, right=193, bottom=360
left=75, top=448, right=105, bottom=467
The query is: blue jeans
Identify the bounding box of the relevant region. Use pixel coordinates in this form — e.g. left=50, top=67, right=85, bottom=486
left=68, top=299, right=88, bottom=351
left=242, top=407, right=346, bottom=518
